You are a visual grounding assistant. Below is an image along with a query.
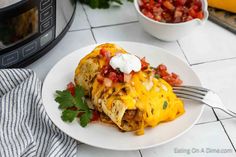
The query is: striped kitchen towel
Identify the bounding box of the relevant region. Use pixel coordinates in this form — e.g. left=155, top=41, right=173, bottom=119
left=0, top=69, right=77, bottom=157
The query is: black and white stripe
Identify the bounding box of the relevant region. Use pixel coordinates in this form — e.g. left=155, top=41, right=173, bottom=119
left=0, top=69, right=77, bottom=157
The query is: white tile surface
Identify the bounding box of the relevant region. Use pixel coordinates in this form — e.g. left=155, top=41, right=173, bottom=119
left=141, top=122, right=235, bottom=157
left=197, top=106, right=217, bottom=124
left=69, top=3, right=90, bottom=31
left=93, top=22, right=186, bottom=61
left=77, top=144, right=140, bottom=157
left=221, top=118, right=236, bottom=147
left=83, top=1, right=138, bottom=27
left=192, top=59, right=236, bottom=120
left=179, top=21, right=236, bottom=64
left=18, top=3, right=236, bottom=156
left=214, top=110, right=232, bottom=120
left=27, top=30, right=95, bottom=80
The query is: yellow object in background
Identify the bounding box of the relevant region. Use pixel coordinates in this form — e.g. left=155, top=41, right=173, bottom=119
left=208, top=0, right=236, bottom=13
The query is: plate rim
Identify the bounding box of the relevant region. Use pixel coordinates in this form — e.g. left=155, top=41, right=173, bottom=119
left=42, top=41, right=204, bottom=150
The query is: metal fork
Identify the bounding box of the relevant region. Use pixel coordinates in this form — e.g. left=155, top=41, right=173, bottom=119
left=173, top=85, right=236, bottom=117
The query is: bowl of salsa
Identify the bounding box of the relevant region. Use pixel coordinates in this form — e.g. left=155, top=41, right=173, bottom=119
left=134, top=0, right=209, bottom=41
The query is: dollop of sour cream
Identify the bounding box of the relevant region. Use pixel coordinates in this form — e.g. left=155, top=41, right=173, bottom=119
left=109, top=53, right=141, bottom=74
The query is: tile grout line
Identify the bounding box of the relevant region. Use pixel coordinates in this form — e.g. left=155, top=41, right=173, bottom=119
left=68, top=28, right=91, bottom=32
left=81, top=4, right=97, bottom=43
left=91, top=21, right=139, bottom=29
left=219, top=120, right=236, bottom=152
left=91, top=29, right=98, bottom=43
left=219, top=117, right=235, bottom=121
left=190, top=56, right=236, bottom=66
left=139, top=150, right=143, bottom=157
left=195, top=120, right=218, bottom=125
left=195, top=116, right=235, bottom=126
left=176, top=41, right=191, bottom=66
left=81, top=4, right=92, bottom=28
left=80, top=3, right=138, bottom=30
left=211, top=107, right=220, bottom=121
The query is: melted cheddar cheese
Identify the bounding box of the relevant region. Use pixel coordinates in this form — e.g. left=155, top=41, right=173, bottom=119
left=74, top=43, right=185, bottom=135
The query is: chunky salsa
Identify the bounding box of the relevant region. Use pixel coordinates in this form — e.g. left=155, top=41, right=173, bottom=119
left=139, top=0, right=204, bottom=23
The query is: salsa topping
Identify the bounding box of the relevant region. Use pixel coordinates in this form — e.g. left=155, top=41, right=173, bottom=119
left=139, top=0, right=204, bottom=23
left=156, top=64, right=183, bottom=86
left=98, top=49, right=152, bottom=86
left=98, top=48, right=182, bottom=87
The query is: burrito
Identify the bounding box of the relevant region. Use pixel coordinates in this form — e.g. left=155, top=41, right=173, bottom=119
left=74, top=43, right=184, bottom=135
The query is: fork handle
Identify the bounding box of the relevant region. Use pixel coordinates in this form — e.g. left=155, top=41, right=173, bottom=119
left=204, top=102, right=236, bottom=118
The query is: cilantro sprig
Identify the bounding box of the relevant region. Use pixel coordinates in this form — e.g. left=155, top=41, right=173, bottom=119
left=55, top=85, right=92, bottom=127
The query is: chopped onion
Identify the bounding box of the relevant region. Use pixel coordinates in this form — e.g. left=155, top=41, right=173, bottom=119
left=104, top=78, right=112, bottom=87
left=124, top=74, right=132, bottom=83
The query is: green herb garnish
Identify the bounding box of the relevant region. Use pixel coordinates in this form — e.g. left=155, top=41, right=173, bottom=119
left=55, top=85, right=92, bottom=127
left=163, top=101, right=168, bottom=110
left=154, top=74, right=160, bottom=79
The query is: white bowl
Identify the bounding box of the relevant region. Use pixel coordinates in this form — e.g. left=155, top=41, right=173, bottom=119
left=134, top=0, right=209, bottom=41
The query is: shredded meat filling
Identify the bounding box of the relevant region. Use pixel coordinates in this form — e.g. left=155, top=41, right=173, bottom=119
left=123, top=110, right=143, bottom=121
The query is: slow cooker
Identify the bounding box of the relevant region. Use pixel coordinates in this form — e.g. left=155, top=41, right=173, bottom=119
left=0, top=0, right=76, bottom=68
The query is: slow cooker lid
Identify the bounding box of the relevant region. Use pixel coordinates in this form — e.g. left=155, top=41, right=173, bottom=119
left=0, top=0, right=23, bottom=9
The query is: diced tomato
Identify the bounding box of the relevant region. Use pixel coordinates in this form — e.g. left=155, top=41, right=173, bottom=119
left=158, top=64, right=167, bottom=71
left=169, top=77, right=183, bottom=86
left=117, top=73, right=124, bottom=82
left=100, top=48, right=111, bottom=64
left=101, top=65, right=110, bottom=76
left=141, top=57, right=149, bottom=70
left=141, top=9, right=148, bottom=15
left=100, top=48, right=107, bottom=57
left=97, top=74, right=104, bottom=84
left=139, top=0, right=203, bottom=23
left=192, top=5, right=199, bottom=11
left=162, top=75, right=172, bottom=82
left=159, top=70, right=169, bottom=77
left=196, top=11, right=204, bottom=19
left=174, top=78, right=183, bottom=86
left=67, top=82, right=75, bottom=96
left=155, top=64, right=183, bottom=86
left=171, top=72, right=179, bottom=79
left=149, top=0, right=154, bottom=7
left=176, top=0, right=186, bottom=6
left=144, top=11, right=155, bottom=19
left=193, top=0, right=202, bottom=8
left=188, top=8, right=197, bottom=18
left=91, top=110, right=100, bottom=121
left=108, top=72, right=118, bottom=82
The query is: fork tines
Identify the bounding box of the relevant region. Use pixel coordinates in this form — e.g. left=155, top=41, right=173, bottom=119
left=173, top=85, right=209, bottom=101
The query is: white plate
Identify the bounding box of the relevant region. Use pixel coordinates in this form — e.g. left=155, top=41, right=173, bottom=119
left=42, top=41, right=204, bottom=150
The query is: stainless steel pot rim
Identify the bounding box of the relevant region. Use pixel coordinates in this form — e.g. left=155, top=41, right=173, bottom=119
left=0, top=0, right=24, bottom=9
